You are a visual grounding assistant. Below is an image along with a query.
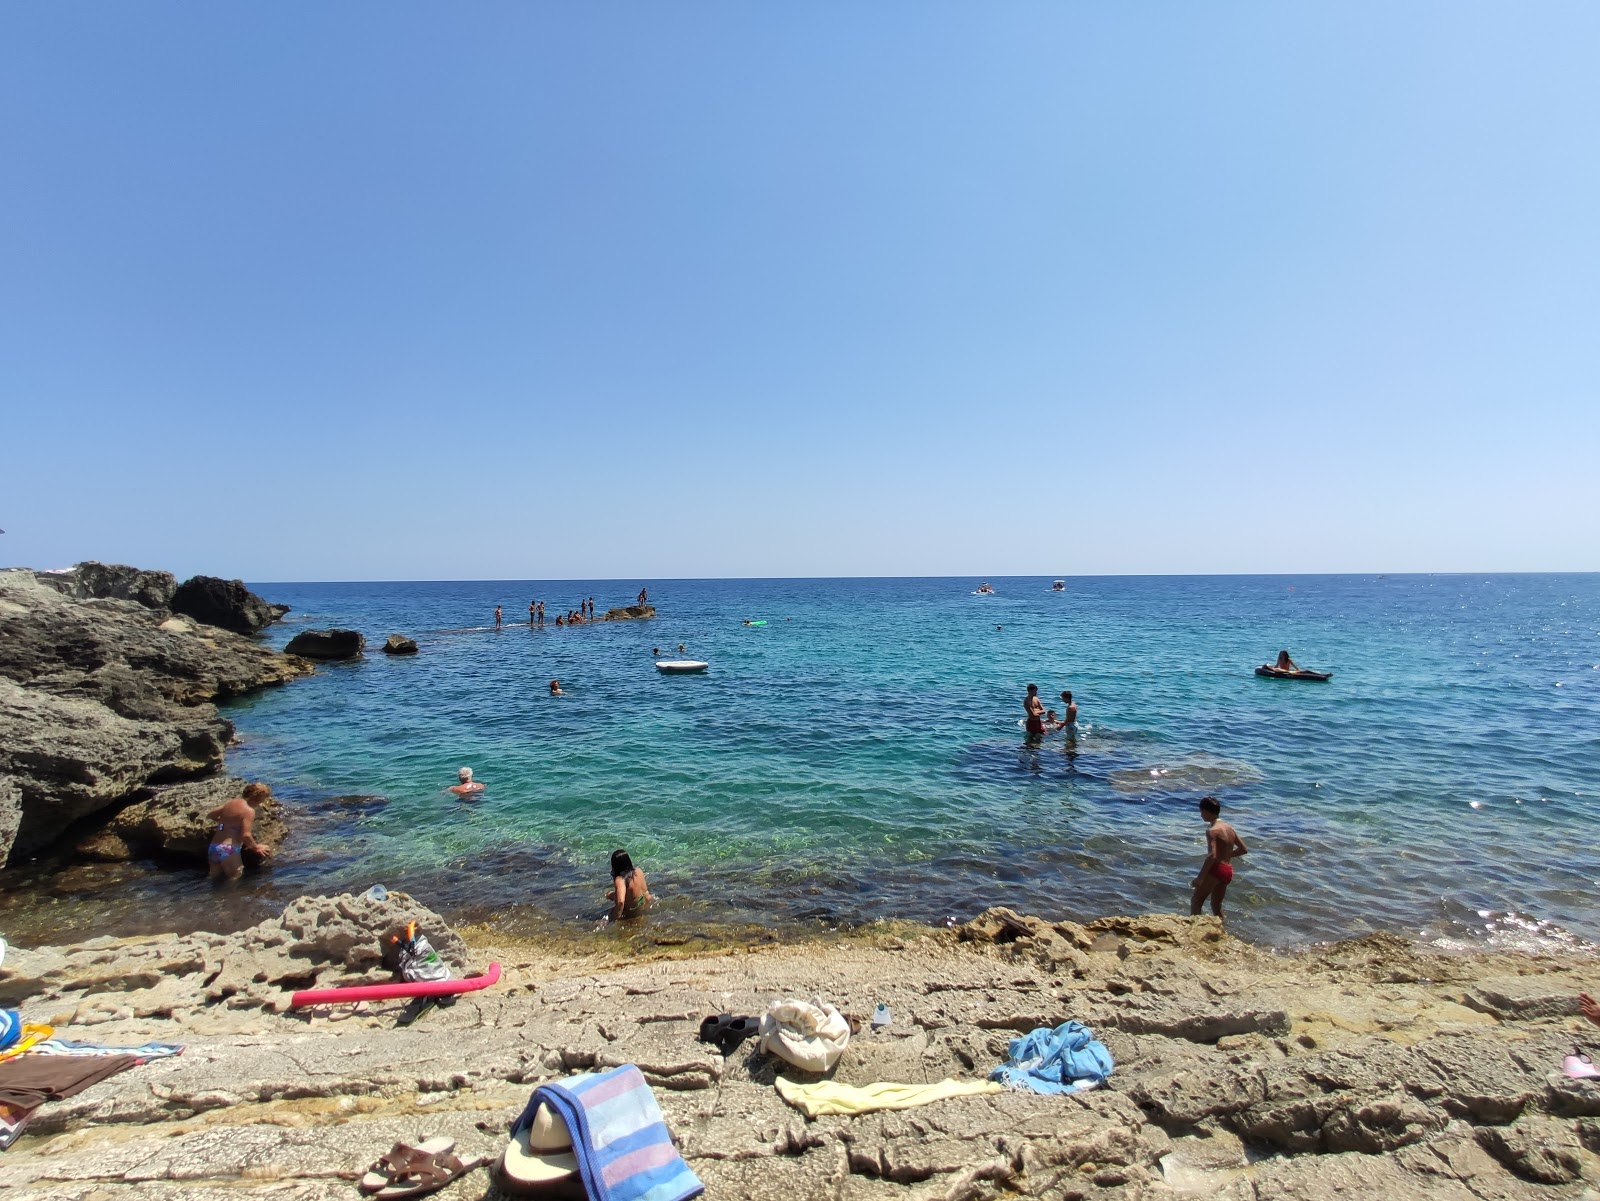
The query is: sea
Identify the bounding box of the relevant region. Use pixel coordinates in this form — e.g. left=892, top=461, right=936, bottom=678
left=4, top=574, right=1598, bottom=953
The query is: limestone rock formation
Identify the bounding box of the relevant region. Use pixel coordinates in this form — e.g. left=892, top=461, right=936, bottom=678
left=381, top=634, right=417, bottom=655
left=33, top=561, right=177, bottom=609
left=600, top=604, right=657, bottom=621
left=74, top=776, right=287, bottom=864
left=0, top=569, right=308, bottom=865
left=285, top=629, right=365, bottom=659
left=170, top=575, right=276, bottom=634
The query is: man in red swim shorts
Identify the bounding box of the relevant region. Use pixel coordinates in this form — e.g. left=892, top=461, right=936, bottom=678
left=1190, top=796, right=1248, bottom=918
left=1023, top=683, right=1046, bottom=739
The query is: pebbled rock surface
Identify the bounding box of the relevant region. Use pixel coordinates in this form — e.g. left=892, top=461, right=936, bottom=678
left=169, top=575, right=277, bottom=635
left=3, top=902, right=1600, bottom=1199
left=284, top=629, right=365, bottom=660
left=0, top=568, right=310, bottom=865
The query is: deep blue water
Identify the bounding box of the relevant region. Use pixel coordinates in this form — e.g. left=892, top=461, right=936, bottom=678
left=12, top=575, right=1600, bottom=949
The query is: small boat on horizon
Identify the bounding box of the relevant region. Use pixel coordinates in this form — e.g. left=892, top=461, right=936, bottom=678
left=1052, top=580, right=1065, bottom=591
left=974, top=582, right=995, bottom=595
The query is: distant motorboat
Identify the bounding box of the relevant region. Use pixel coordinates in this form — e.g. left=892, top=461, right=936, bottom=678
left=1052, top=580, right=1065, bottom=591
left=656, top=660, right=709, bottom=674
left=974, top=583, right=995, bottom=595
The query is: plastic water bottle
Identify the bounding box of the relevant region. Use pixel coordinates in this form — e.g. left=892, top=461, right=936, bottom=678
left=364, top=884, right=389, bottom=902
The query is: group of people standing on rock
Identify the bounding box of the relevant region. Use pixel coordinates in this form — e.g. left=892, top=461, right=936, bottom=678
left=1021, top=683, right=1248, bottom=921
left=490, top=594, right=623, bottom=630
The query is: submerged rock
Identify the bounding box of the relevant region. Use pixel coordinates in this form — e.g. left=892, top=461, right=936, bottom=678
left=285, top=629, right=365, bottom=660
left=171, top=574, right=277, bottom=634
left=381, top=634, right=418, bottom=655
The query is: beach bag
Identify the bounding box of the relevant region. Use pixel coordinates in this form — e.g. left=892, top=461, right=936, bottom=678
left=381, top=923, right=452, bottom=984
left=759, top=999, right=851, bottom=1073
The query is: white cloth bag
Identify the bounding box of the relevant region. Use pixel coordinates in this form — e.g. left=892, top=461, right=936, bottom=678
left=759, top=998, right=851, bottom=1072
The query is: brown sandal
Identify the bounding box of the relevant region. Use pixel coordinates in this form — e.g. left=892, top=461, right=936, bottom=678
left=359, top=1140, right=482, bottom=1199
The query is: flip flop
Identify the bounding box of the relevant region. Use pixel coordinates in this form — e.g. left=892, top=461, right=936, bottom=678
left=698, top=1014, right=734, bottom=1043
left=1563, top=1048, right=1600, bottom=1080
left=359, top=1139, right=459, bottom=1195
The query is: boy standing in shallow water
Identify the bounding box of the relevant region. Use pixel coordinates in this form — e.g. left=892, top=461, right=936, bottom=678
left=1190, top=796, right=1247, bottom=917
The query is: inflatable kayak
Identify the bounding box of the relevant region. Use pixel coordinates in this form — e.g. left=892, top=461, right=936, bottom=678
left=656, top=660, right=709, bottom=673
left=290, top=962, right=502, bottom=1008
left=1254, top=665, right=1332, bottom=682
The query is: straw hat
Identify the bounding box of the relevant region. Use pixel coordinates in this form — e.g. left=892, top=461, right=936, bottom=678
left=501, top=1101, right=580, bottom=1190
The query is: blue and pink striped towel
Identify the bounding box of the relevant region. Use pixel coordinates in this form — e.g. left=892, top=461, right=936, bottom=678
left=513, top=1064, right=703, bottom=1201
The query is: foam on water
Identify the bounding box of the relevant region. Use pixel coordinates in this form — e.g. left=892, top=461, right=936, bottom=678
left=2, top=573, right=1597, bottom=949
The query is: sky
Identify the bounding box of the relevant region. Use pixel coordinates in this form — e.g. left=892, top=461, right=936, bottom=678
left=3, top=3, right=1597, bottom=581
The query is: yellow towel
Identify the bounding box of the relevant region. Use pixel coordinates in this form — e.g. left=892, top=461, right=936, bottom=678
left=775, top=1077, right=1004, bottom=1118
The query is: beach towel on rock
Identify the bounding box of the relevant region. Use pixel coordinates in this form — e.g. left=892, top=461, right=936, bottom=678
left=776, top=1077, right=1003, bottom=1117
left=758, top=999, right=851, bottom=1073
left=0, top=1054, right=141, bottom=1109
left=989, top=1021, right=1113, bottom=1094
left=512, top=1063, right=703, bottom=1201
left=0, top=1098, right=34, bottom=1151
left=0, top=1011, right=18, bottom=1053
left=28, top=1038, right=184, bottom=1061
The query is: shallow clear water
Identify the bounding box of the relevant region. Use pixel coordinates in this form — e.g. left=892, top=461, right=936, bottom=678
left=7, top=574, right=1599, bottom=950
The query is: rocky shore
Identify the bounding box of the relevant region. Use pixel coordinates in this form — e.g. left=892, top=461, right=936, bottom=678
left=3, top=896, right=1600, bottom=1200
left=0, top=564, right=307, bottom=867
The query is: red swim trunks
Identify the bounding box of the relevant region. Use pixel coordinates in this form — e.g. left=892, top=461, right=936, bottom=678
left=1025, top=716, right=1045, bottom=735
left=1213, top=861, right=1234, bottom=884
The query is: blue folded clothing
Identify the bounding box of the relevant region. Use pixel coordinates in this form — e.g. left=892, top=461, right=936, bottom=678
left=989, top=1020, right=1114, bottom=1094
left=512, top=1064, right=704, bottom=1201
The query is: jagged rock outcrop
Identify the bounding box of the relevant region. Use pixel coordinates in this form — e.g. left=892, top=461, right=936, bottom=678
left=33, top=561, right=177, bottom=609
left=74, top=776, right=287, bottom=864
left=600, top=604, right=656, bottom=621
left=0, top=569, right=309, bottom=865
left=170, top=574, right=276, bottom=634
left=285, top=629, right=365, bottom=660
left=381, top=634, right=417, bottom=655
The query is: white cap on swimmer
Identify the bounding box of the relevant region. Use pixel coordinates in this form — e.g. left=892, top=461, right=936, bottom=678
left=458, top=767, right=473, bottom=781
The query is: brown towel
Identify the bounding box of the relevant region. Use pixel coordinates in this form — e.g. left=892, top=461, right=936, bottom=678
left=0, top=1054, right=140, bottom=1108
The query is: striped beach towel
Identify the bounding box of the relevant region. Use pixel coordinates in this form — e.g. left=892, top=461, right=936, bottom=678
left=517, top=1064, right=703, bottom=1201
left=28, top=1039, right=184, bottom=1062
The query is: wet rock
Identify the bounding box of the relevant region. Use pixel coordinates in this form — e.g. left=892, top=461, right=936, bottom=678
left=169, top=575, right=276, bottom=635
left=34, top=561, right=177, bottom=609
left=600, top=605, right=656, bottom=621
left=284, top=629, right=365, bottom=660
left=74, top=776, right=287, bottom=865
left=381, top=634, right=417, bottom=655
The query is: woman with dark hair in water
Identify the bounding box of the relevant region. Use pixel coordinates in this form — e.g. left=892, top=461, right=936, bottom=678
left=610, top=849, right=652, bottom=921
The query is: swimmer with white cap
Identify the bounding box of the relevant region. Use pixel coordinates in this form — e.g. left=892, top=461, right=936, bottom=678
left=448, top=767, right=485, bottom=796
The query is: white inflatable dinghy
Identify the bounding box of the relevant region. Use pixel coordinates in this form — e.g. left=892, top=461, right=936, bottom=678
left=656, top=660, right=709, bottom=674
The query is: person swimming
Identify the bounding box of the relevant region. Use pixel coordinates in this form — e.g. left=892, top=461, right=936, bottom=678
left=549, top=679, right=563, bottom=696
left=609, top=849, right=652, bottom=921
left=448, top=767, right=485, bottom=796
left=207, top=782, right=272, bottom=882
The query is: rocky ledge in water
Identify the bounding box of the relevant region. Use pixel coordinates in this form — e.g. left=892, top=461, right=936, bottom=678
left=0, top=564, right=309, bottom=866
left=2, top=900, right=1598, bottom=1200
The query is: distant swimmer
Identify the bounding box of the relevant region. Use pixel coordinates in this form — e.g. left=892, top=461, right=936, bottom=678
left=1054, top=690, right=1078, bottom=733
left=495, top=605, right=502, bottom=629
left=207, top=782, right=272, bottom=882
left=555, top=615, right=564, bottom=627
left=677, top=643, right=685, bottom=654
left=448, top=767, right=485, bottom=796
left=1190, top=796, right=1248, bottom=919
left=1274, top=650, right=1300, bottom=672
left=609, top=849, right=653, bottom=921
left=1023, top=683, right=1045, bottom=738
left=653, top=647, right=661, bottom=656
left=549, top=679, right=563, bottom=696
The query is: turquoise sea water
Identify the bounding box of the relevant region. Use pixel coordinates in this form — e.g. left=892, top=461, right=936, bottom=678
left=8, top=575, right=1600, bottom=950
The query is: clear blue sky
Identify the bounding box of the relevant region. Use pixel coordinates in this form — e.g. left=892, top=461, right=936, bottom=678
left=4, top=3, right=1597, bottom=580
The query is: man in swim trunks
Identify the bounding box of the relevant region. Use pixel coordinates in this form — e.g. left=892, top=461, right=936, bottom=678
left=448, top=767, right=485, bottom=796
left=1190, top=796, right=1248, bottom=918
left=1023, top=684, right=1046, bottom=738
left=1054, top=690, right=1078, bottom=734
left=529, top=600, right=537, bottom=624
left=207, top=782, right=273, bottom=882
left=495, top=605, right=502, bottom=628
